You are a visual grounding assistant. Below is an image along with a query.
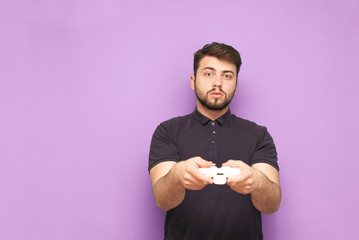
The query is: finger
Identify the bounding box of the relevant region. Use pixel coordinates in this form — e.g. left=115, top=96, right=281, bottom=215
left=182, top=169, right=207, bottom=188
left=222, top=160, right=240, bottom=167
left=190, top=167, right=213, bottom=184
left=226, top=166, right=248, bottom=185
left=192, top=156, right=213, bottom=168
left=224, top=160, right=250, bottom=173
left=186, top=176, right=211, bottom=189
left=227, top=174, right=245, bottom=185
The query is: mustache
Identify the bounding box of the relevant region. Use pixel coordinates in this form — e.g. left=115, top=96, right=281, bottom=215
left=207, top=88, right=226, bottom=95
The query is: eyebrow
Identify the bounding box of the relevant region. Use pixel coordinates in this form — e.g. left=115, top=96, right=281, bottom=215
left=203, top=67, right=235, bottom=75
left=203, top=67, right=216, bottom=71
left=222, top=70, right=235, bottom=75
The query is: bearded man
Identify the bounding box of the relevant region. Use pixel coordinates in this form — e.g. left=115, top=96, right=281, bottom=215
left=149, top=42, right=281, bottom=240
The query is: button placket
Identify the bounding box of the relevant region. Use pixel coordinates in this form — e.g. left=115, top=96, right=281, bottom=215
left=209, top=121, right=218, bottom=157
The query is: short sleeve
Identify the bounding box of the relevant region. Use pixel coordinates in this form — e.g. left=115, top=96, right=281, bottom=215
left=250, top=127, right=279, bottom=171
left=148, top=123, right=180, bottom=172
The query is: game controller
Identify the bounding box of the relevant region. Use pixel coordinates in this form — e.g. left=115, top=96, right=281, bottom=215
left=199, top=164, right=241, bottom=185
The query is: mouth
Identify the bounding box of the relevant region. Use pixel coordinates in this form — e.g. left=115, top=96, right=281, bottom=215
left=208, top=89, right=225, bottom=98
left=210, top=92, right=223, bottom=98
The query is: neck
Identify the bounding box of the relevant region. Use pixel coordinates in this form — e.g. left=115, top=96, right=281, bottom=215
left=196, top=102, right=229, bottom=120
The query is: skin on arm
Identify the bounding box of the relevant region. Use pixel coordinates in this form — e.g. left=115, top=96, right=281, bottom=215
left=223, top=160, right=281, bottom=214
left=150, top=157, right=213, bottom=211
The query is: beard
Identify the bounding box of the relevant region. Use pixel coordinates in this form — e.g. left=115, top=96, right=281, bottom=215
left=194, top=81, right=236, bottom=111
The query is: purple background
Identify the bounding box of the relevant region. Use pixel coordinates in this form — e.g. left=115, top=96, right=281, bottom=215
left=1, top=0, right=358, bottom=239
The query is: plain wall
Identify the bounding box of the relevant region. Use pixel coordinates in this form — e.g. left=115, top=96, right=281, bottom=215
left=1, top=0, right=359, bottom=239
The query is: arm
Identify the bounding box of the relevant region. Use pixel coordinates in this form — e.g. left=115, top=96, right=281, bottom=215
left=223, top=160, right=281, bottom=214
left=150, top=157, right=213, bottom=211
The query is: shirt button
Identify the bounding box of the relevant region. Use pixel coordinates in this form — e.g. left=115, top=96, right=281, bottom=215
left=211, top=122, right=215, bottom=126
left=211, top=140, right=215, bottom=144
left=212, top=131, right=216, bottom=134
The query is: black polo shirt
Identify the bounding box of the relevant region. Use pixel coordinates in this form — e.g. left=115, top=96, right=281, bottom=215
left=149, top=108, right=278, bottom=240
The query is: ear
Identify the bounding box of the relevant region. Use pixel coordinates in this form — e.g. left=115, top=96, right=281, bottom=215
left=190, top=75, right=195, bottom=91
left=234, top=80, right=238, bottom=95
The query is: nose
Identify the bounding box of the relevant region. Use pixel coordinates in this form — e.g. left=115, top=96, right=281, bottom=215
left=212, top=76, right=222, bottom=88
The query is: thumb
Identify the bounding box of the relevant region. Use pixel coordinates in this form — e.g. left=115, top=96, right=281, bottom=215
left=192, top=156, right=213, bottom=168
left=222, top=160, right=239, bottom=167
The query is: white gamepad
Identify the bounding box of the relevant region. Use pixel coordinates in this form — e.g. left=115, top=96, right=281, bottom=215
left=199, top=164, right=241, bottom=185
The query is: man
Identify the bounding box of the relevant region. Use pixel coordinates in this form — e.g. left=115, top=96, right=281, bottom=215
left=149, top=42, right=281, bottom=240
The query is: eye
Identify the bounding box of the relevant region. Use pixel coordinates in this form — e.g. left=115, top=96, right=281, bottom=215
left=224, top=74, right=232, bottom=79
left=204, top=72, right=213, bottom=77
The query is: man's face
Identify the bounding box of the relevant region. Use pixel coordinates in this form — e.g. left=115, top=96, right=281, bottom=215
left=191, top=56, right=237, bottom=111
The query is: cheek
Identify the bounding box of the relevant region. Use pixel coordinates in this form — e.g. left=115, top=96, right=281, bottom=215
left=195, top=79, right=210, bottom=90
left=224, top=82, right=237, bottom=92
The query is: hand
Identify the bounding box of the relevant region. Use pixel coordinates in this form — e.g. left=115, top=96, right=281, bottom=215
left=174, top=156, right=213, bottom=190
left=222, top=160, right=263, bottom=194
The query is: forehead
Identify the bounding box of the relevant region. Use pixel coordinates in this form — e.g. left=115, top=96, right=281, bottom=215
left=198, top=56, right=237, bottom=72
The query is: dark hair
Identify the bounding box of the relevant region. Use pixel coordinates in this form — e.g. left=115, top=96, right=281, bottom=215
left=193, top=42, right=242, bottom=78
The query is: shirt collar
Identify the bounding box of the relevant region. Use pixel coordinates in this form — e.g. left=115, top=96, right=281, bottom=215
left=193, top=107, right=232, bottom=126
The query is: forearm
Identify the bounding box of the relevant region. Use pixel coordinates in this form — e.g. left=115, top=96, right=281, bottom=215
left=153, top=166, right=186, bottom=211
left=151, top=157, right=213, bottom=211
left=251, top=171, right=281, bottom=214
